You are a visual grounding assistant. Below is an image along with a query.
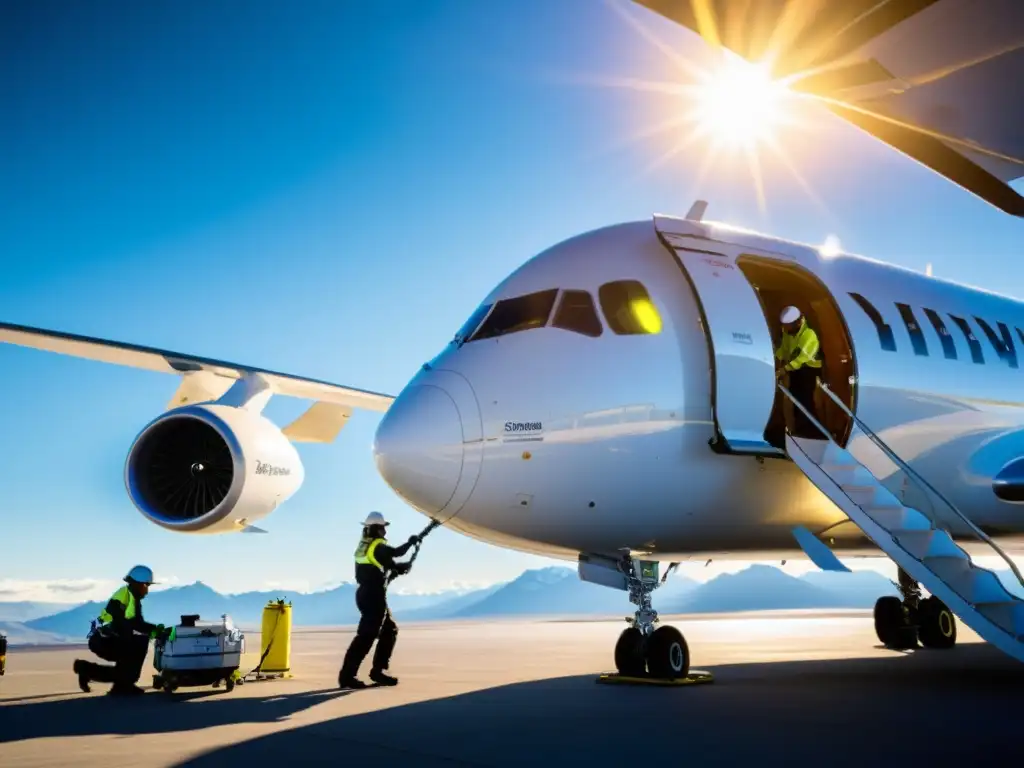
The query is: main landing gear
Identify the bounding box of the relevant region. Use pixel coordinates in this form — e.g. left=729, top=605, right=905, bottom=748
left=613, top=555, right=690, bottom=679
left=874, top=567, right=957, bottom=651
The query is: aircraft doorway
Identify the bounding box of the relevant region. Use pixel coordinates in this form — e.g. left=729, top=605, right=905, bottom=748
left=736, top=255, right=857, bottom=447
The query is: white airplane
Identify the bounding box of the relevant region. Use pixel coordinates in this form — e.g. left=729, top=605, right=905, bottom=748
left=6, top=199, right=1024, bottom=679
left=6, top=0, right=1024, bottom=680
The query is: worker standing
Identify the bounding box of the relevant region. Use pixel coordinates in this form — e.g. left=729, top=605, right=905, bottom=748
left=338, top=511, right=420, bottom=689
left=775, top=305, right=824, bottom=439
left=73, top=565, right=169, bottom=696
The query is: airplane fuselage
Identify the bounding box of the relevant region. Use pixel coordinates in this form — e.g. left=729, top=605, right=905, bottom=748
left=372, top=215, right=1024, bottom=565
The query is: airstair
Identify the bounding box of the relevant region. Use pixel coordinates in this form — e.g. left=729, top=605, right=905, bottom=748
left=778, top=382, right=1024, bottom=663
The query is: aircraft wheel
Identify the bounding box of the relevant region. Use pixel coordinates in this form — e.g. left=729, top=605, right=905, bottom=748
left=918, top=596, right=957, bottom=649
left=614, top=627, right=647, bottom=677
left=647, top=625, right=689, bottom=679
left=874, top=596, right=917, bottom=649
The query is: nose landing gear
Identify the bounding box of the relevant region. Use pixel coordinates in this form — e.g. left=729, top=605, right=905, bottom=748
left=612, top=555, right=691, bottom=680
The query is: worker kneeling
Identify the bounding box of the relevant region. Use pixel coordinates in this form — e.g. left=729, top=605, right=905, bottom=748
left=775, top=305, right=824, bottom=439
left=73, top=565, right=170, bottom=696
left=338, top=511, right=419, bottom=689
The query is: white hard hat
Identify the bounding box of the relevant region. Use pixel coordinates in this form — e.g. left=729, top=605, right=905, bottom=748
left=780, top=306, right=802, bottom=324
left=362, top=511, right=389, bottom=527
left=125, top=565, right=155, bottom=585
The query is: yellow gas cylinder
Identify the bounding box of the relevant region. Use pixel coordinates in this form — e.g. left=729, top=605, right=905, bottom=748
left=260, top=600, right=292, bottom=675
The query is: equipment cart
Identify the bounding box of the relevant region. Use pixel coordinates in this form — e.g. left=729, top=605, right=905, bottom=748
left=152, top=614, right=245, bottom=694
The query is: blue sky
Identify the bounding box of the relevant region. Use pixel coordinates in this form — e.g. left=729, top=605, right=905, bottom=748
left=3, top=0, right=1023, bottom=603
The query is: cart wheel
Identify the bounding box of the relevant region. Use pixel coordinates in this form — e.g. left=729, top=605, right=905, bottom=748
left=224, top=677, right=235, bottom=693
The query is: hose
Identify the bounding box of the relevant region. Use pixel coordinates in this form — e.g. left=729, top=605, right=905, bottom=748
left=386, top=518, right=442, bottom=588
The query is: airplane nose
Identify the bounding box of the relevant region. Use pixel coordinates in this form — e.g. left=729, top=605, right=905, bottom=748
left=373, top=384, right=464, bottom=516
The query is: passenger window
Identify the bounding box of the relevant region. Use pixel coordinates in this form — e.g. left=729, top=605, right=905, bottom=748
left=598, top=280, right=662, bottom=335
left=454, top=303, right=492, bottom=344
left=469, top=289, right=559, bottom=341
left=551, top=290, right=603, bottom=338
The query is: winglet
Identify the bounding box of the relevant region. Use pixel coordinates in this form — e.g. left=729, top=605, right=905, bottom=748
left=792, top=526, right=850, bottom=572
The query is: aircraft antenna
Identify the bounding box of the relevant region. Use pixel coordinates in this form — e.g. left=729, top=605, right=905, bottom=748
left=685, top=200, right=708, bottom=222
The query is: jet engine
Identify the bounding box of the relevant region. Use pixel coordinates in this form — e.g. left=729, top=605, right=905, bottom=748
left=124, top=403, right=305, bottom=533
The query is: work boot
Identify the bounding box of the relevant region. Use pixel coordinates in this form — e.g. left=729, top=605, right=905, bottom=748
left=72, top=659, right=91, bottom=693
left=108, top=684, right=146, bottom=696
left=337, top=670, right=368, bottom=690
left=369, top=669, right=398, bottom=686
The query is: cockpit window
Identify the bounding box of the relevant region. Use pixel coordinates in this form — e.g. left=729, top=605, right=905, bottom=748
left=552, top=289, right=603, bottom=337
left=598, top=280, right=663, bottom=335
left=454, top=302, right=493, bottom=344
left=469, top=288, right=559, bottom=342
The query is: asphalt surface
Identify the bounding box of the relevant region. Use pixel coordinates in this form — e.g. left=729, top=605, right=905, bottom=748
left=0, top=610, right=1019, bottom=767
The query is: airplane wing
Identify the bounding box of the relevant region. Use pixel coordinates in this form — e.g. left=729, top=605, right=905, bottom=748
left=632, top=0, right=1024, bottom=216
left=0, top=321, right=394, bottom=442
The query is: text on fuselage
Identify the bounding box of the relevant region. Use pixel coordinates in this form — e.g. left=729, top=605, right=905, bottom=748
left=850, top=292, right=1020, bottom=368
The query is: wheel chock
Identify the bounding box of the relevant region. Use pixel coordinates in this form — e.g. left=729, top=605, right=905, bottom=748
left=596, top=669, right=714, bottom=686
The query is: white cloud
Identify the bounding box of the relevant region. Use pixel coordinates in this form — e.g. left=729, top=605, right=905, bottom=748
left=0, top=575, right=183, bottom=604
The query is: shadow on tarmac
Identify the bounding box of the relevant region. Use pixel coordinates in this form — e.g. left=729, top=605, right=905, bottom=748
left=173, top=644, right=1023, bottom=767
left=3, top=644, right=1021, bottom=767
left=0, top=686, right=349, bottom=744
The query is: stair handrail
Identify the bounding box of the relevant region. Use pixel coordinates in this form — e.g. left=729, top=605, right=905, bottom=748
left=813, top=381, right=1024, bottom=590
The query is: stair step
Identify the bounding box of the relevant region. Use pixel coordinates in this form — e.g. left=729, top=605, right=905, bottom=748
left=896, top=529, right=966, bottom=560
left=866, top=505, right=931, bottom=531
left=976, top=601, right=1024, bottom=636
left=923, top=557, right=1012, bottom=603
left=842, top=483, right=903, bottom=509
left=823, top=464, right=876, bottom=487
left=790, top=436, right=830, bottom=464
left=821, top=441, right=856, bottom=467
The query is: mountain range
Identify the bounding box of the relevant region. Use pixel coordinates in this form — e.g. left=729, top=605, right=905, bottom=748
left=2, top=564, right=910, bottom=646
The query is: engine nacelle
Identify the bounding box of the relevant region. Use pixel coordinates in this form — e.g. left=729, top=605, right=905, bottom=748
left=124, top=404, right=305, bottom=533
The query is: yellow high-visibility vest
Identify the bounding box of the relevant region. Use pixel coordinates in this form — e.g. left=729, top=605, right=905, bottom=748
left=775, top=319, right=822, bottom=371
left=97, top=585, right=136, bottom=624
left=354, top=537, right=386, bottom=570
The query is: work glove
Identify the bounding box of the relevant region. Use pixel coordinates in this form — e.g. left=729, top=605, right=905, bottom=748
left=407, top=535, right=420, bottom=546
left=150, top=624, right=166, bottom=640
left=394, top=562, right=412, bottom=576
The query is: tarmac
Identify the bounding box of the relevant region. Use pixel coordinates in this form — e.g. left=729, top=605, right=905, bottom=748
left=1, top=610, right=1021, bottom=767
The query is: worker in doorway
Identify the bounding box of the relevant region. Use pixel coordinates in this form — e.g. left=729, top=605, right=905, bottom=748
left=775, top=305, right=823, bottom=439
left=72, top=565, right=170, bottom=696
left=338, top=511, right=420, bottom=689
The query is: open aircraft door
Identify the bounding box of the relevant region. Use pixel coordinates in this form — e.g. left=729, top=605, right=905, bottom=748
left=654, top=215, right=783, bottom=457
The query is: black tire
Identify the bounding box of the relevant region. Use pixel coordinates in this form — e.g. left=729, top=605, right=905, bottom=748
left=647, top=625, right=690, bottom=679
left=224, top=677, right=236, bottom=692
left=918, top=596, right=957, bottom=649
left=152, top=674, right=163, bottom=690
left=614, top=627, right=647, bottom=676
left=874, top=596, right=917, bottom=649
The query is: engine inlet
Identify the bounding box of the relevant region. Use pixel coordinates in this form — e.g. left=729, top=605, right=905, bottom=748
left=130, top=417, right=235, bottom=522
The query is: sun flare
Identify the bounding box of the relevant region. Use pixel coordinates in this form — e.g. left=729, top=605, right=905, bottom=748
left=688, top=54, right=793, bottom=150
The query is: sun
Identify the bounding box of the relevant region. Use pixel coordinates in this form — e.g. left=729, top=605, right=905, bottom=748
left=687, top=53, right=793, bottom=150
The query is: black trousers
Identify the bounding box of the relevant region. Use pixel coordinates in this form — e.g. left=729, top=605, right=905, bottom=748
left=82, top=630, right=150, bottom=686
left=339, top=585, right=398, bottom=677
left=788, top=366, right=822, bottom=438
